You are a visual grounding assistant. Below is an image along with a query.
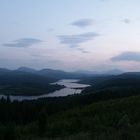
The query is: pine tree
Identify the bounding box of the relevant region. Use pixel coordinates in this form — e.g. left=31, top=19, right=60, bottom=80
left=38, top=108, right=48, bottom=137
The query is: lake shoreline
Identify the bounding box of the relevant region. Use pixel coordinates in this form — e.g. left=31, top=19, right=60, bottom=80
left=0, top=79, right=90, bottom=101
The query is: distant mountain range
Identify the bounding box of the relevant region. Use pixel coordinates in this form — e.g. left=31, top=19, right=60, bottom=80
left=0, top=67, right=67, bottom=96
left=0, top=68, right=11, bottom=75
left=17, top=67, right=37, bottom=73
left=0, top=67, right=93, bottom=96
left=0, top=67, right=124, bottom=77
left=76, top=69, right=123, bottom=75
left=0, top=66, right=140, bottom=96
left=102, top=69, right=123, bottom=75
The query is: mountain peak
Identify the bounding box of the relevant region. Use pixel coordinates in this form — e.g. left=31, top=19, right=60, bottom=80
left=17, top=67, right=37, bottom=73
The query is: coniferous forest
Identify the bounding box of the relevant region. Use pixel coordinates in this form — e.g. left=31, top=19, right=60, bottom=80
left=0, top=70, right=140, bottom=140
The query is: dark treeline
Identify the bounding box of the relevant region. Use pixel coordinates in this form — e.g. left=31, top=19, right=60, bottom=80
left=0, top=90, right=140, bottom=139
left=0, top=87, right=140, bottom=124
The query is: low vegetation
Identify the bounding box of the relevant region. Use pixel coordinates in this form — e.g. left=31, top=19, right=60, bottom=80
left=0, top=90, right=140, bottom=139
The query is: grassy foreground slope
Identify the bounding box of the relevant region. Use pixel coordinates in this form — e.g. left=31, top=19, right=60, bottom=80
left=1, top=94, right=140, bottom=140
left=45, top=95, right=140, bottom=140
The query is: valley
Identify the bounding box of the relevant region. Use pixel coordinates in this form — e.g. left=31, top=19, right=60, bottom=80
left=0, top=67, right=140, bottom=139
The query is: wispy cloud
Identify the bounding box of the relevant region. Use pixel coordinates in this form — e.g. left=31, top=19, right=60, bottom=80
left=57, top=32, right=99, bottom=48
left=47, top=28, right=54, bottom=32
left=3, top=38, right=42, bottom=48
left=111, top=51, right=140, bottom=62
left=122, top=18, right=131, bottom=24
left=47, top=60, right=61, bottom=64
left=71, top=19, right=94, bottom=28
left=78, top=48, right=89, bottom=53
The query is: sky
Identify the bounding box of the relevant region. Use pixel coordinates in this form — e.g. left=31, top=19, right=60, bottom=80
left=1, top=0, right=140, bottom=71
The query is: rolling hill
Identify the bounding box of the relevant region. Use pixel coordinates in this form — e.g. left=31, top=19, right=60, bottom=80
left=0, top=71, right=63, bottom=96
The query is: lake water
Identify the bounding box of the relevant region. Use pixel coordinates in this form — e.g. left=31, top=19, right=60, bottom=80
left=0, top=79, right=90, bottom=101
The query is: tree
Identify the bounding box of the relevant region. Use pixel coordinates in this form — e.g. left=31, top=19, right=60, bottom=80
left=6, top=95, right=11, bottom=103
left=38, top=108, right=48, bottom=137
left=4, top=124, right=17, bottom=140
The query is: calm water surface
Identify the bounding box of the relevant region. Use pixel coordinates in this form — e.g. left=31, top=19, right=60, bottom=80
left=0, top=79, right=90, bottom=101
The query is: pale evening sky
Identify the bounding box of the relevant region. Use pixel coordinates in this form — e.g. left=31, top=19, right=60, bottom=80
left=0, top=0, right=140, bottom=71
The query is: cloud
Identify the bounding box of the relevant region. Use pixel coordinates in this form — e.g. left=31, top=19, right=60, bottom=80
left=47, top=60, right=61, bottom=64
left=57, top=32, right=99, bottom=48
left=3, top=38, right=42, bottom=48
left=78, top=48, right=89, bottom=53
left=122, top=18, right=131, bottom=24
left=47, top=28, right=54, bottom=32
left=111, top=51, right=140, bottom=62
left=71, top=19, right=94, bottom=28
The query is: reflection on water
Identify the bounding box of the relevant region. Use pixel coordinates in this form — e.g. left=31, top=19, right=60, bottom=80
left=0, top=79, right=90, bottom=101
left=52, top=79, right=90, bottom=88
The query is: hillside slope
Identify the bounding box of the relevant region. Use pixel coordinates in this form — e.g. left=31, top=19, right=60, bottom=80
left=0, top=71, right=63, bottom=96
